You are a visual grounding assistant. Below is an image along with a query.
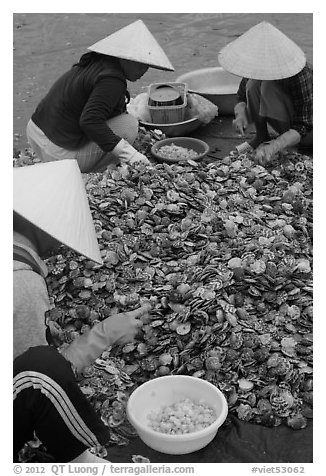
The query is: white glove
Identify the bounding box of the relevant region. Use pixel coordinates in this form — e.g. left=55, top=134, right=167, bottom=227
left=255, top=129, right=301, bottom=166
left=61, top=302, right=153, bottom=373
left=233, top=102, right=249, bottom=136
left=111, top=139, right=150, bottom=165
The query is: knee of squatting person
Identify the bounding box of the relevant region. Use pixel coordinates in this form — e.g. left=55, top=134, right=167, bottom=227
left=26, top=112, right=142, bottom=173
left=233, top=79, right=312, bottom=164
left=25, top=20, right=174, bottom=173
left=218, top=22, right=312, bottom=165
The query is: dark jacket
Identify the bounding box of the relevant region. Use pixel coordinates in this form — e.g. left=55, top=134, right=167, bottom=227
left=32, top=54, right=129, bottom=151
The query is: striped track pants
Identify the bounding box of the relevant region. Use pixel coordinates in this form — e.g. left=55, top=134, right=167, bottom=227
left=13, top=346, right=109, bottom=462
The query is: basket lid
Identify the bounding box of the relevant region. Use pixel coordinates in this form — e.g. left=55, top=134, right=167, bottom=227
left=149, top=85, right=181, bottom=105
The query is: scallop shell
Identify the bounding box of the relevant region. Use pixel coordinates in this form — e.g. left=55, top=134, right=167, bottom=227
left=176, top=322, right=191, bottom=335
left=286, top=413, right=307, bottom=430
left=237, top=403, right=254, bottom=422
left=30, top=143, right=312, bottom=462
left=270, top=394, right=290, bottom=418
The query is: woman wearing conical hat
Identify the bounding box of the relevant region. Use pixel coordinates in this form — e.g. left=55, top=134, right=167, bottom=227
left=218, top=22, right=313, bottom=165
left=26, top=20, right=174, bottom=173
left=13, top=160, right=154, bottom=463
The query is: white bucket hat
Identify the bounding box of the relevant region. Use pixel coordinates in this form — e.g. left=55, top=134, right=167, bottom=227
left=13, top=160, right=102, bottom=264
left=218, top=21, right=306, bottom=80
left=88, top=19, right=174, bottom=72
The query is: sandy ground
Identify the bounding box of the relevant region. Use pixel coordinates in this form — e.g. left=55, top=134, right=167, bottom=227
left=13, top=13, right=313, bottom=155
left=12, top=13, right=314, bottom=464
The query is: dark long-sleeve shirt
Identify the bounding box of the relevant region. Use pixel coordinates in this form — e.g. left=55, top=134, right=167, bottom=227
left=236, top=63, right=313, bottom=137
left=32, top=56, right=129, bottom=152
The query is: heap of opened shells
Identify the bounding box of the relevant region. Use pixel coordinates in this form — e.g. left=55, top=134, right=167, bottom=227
left=16, top=130, right=313, bottom=459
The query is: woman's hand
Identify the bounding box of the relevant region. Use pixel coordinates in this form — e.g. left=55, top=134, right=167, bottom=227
left=255, top=130, right=301, bottom=166
left=233, top=102, right=249, bottom=136
left=112, top=139, right=150, bottom=166
left=61, top=301, right=155, bottom=372
left=255, top=142, right=275, bottom=166
left=233, top=115, right=248, bottom=136
left=127, top=151, right=151, bottom=165
left=105, top=304, right=152, bottom=346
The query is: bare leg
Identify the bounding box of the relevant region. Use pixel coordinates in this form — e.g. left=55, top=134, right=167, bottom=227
left=249, top=120, right=271, bottom=149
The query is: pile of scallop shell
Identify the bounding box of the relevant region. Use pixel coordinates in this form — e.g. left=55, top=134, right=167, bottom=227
left=44, top=145, right=312, bottom=447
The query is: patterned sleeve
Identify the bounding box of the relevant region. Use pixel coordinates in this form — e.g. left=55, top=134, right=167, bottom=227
left=282, top=64, right=313, bottom=137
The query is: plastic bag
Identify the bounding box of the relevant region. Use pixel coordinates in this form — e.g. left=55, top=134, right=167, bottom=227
left=185, top=93, right=218, bottom=124
left=127, top=93, right=151, bottom=123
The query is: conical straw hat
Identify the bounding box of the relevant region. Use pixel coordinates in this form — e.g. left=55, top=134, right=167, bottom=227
left=13, top=160, right=102, bottom=264
left=88, top=19, right=174, bottom=72
left=218, top=21, right=306, bottom=80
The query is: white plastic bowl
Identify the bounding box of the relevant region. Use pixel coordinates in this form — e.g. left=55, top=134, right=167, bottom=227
left=151, top=137, right=209, bottom=163
left=126, top=375, right=228, bottom=454
left=177, top=67, right=241, bottom=115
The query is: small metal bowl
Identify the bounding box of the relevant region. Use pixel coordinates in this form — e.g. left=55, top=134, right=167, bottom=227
left=151, top=137, right=210, bottom=163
